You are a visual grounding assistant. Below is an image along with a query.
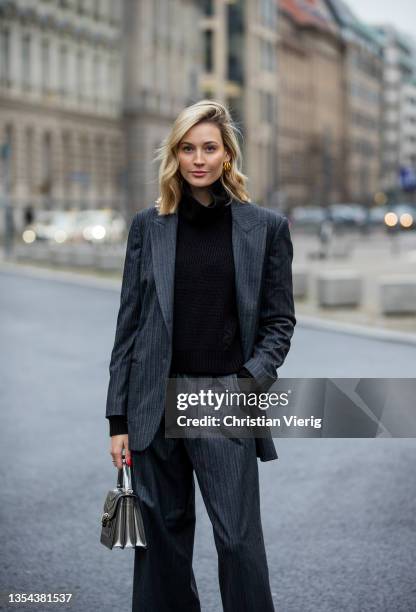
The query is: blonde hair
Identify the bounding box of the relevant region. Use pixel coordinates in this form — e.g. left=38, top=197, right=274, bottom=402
left=153, top=99, right=251, bottom=215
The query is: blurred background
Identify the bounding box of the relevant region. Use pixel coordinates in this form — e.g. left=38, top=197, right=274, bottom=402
left=1, top=0, right=416, bottom=331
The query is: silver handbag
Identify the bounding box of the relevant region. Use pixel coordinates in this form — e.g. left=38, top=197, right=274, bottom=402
left=100, top=457, right=147, bottom=550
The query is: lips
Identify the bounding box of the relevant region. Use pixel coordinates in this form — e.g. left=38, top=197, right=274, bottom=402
left=192, top=172, right=207, bottom=176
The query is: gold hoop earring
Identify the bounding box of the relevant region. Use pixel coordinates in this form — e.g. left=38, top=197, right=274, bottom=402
left=223, top=160, right=231, bottom=172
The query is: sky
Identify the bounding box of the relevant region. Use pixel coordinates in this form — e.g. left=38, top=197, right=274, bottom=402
left=346, top=0, right=416, bottom=42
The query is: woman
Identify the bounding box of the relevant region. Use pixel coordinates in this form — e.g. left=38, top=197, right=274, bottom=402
left=106, top=100, right=296, bottom=611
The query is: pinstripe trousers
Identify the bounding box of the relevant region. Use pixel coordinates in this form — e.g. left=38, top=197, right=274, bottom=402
left=130, top=373, right=275, bottom=612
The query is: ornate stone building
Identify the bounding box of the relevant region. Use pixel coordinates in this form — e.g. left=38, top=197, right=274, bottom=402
left=0, top=0, right=124, bottom=232
left=122, top=0, right=202, bottom=213
left=1, top=0, right=281, bottom=233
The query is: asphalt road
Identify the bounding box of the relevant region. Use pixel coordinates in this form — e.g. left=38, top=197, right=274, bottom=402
left=0, top=268, right=415, bottom=612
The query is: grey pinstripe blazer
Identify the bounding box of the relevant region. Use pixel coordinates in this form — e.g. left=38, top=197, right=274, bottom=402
left=105, top=198, right=296, bottom=462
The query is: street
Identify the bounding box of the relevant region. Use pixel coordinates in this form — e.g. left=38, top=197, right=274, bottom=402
left=0, top=267, right=415, bottom=612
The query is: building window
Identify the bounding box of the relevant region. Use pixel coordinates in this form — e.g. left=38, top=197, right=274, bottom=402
left=204, top=30, right=213, bottom=72
left=22, top=33, right=31, bottom=89
left=4, top=124, right=14, bottom=191
left=62, top=131, right=72, bottom=195
left=93, top=53, right=100, bottom=102
left=41, top=39, right=50, bottom=92
left=25, top=127, right=34, bottom=191
left=267, top=93, right=274, bottom=123
left=59, top=44, right=68, bottom=96
left=110, top=2, right=121, bottom=25
left=93, top=0, right=101, bottom=20
left=0, top=29, right=10, bottom=84
left=260, top=91, right=274, bottom=123
left=202, top=0, right=214, bottom=16
left=109, top=57, right=118, bottom=104
left=41, top=132, right=52, bottom=196
left=227, top=3, right=244, bottom=85
left=260, top=0, right=277, bottom=28
left=95, top=135, right=104, bottom=195
left=261, top=40, right=275, bottom=72
left=77, top=50, right=85, bottom=99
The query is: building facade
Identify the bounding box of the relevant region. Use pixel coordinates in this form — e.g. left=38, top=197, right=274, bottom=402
left=326, top=0, right=383, bottom=205
left=0, top=0, right=125, bottom=233
left=200, top=0, right=279, bottom=206
left=4, top=0, right=413, bottom=232
left=277, top=0, right=345, bottom=210
left=399, top=78, right=416, bottom=174
left=122, top=0, right=202, bottom=215
left=375, top=25, right=416, bottom=195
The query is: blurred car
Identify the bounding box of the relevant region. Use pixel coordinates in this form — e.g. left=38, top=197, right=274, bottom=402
left=383, top=203, right=416, bottom=231
left=368, top=205, right=389, bottom=227
left=328, top=203, right=367, bottom=228
left=289, top=206, right=326, bottom=230
left=22, top=208, right=127, bottom=244
left=73, top=209, right=126, bottom=243
left=22, top=210, right=79, bottom=244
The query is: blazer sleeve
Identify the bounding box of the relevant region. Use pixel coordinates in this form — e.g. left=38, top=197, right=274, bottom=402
left=242, top=215, right=296, bottom=391
left=105, top=212, right=143, bottom=421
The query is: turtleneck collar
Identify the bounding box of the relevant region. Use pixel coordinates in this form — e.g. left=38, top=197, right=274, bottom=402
left=178, top=177, right=232, bottom=226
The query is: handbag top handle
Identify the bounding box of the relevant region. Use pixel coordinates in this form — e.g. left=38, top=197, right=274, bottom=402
left=117, top=457, right=133, bottom=493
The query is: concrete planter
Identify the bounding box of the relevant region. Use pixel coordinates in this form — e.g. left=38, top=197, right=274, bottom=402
left=317, top=270, right=362, bottom=307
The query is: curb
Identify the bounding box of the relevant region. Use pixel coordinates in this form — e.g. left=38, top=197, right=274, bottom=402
left=0, top=260, right=121, bottom=291
left=297, top=314, right=416, bottom=347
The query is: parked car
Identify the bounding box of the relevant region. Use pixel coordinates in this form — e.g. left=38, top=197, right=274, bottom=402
left=289, top=206, right=327, bottom=231
left=328, top=203, right=367, bottom=228
left=73, top=209, right=126, bottom=243
left=368, top=205, right=389, bottom=227
left=22, top=209, right=126, bottom=244
left=22, top=210, right=79, bottom=244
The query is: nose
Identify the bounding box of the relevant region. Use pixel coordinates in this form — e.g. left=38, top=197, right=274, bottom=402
left=194, top=150, right=205, bottom=165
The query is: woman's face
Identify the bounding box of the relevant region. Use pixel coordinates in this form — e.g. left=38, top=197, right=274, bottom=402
left=177, top=121, right=231, bottom=188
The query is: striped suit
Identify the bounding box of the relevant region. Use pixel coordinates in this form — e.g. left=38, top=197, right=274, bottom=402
left=105, top=198, right=296, bottom=611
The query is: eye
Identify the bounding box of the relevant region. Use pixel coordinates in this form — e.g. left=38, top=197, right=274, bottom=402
left=180, top=144, right=217, bottom=152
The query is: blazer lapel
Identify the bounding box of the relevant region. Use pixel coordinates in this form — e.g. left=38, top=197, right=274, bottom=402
left=150, top=199, right=267, bottom=360
left=150, top=211, right=178, bottom=341
left=231, top=201, right=267, bottom=361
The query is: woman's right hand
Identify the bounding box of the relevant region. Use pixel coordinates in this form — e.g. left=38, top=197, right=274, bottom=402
left=110, top=434, right=131, bottom=469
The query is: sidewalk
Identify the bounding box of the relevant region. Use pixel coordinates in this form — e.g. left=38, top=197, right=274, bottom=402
left=291, top=229, right=416, bottom=337
left=2, top=249, right=416, bottom=346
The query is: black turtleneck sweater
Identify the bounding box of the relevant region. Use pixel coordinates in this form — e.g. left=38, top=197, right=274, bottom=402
left=169, top=177, right=245, bottom=374
left=109, top=177, right=253, bottom=436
